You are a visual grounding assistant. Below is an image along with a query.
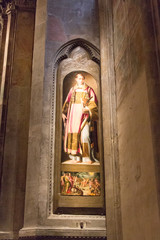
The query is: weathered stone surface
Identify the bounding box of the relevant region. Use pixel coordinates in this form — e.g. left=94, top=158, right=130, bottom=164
left=46, top=0, right=100, bottom=51
left=117, top=71, right=160, bottom=240
left=47, top=15, right=67, bottom=42
left=113, top=0, right=160, bottom=239
left=115, top=47, right=132, bottom=106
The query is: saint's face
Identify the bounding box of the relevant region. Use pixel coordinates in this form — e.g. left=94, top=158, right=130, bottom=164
left=75, top=74, right=84, bottom=86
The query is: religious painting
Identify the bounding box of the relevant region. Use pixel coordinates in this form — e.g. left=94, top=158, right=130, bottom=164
left=61, top=172, right=101, bottom=196
left=54, top=44, right=104, bottom=211
left=62, top=71, right=99, bottom=165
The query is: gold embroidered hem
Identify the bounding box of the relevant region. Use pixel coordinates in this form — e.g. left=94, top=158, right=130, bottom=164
left=66, top=133, right=80, bottom=151
left=82, top=143, right=90, bottom=157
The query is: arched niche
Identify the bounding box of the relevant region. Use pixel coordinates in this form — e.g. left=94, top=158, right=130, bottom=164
left=51, top=40, right=105, bottom=214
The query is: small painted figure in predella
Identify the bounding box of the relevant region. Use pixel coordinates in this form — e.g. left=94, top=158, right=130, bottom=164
left=61, top=172, right=101, bottom=196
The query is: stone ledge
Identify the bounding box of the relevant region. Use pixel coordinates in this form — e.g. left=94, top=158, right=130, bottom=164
left=0, top=231, right=19, bottom=240
left=19, top=228, right=106, bottom=238
left=0, top=232, right=107, bottom=240
left=19, top=236, right=106, bottom=240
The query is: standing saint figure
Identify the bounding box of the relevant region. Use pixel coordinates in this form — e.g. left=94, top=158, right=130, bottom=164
left=62, top=73, right=98, bottom=164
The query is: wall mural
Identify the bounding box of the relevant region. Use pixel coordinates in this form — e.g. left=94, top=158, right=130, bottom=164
left=61, top=72, right=101, bottom=198
left=61, top=172, right=101, bottom=196
left=62, top=72, right=99, bottom=164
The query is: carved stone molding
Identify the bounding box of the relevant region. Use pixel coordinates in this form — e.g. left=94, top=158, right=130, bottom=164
left=0, top=13, right=3, bottom=40
left=15, top=0, right=36, bottom=9
left=55, top=38, right=100, bottom=66
left=0, top=0, right=36, bottom=14
left=0, top=236, right=106, bottom=240
left=19, top=237, right=106, bottom=240
left=5, top=1, right=16, bottom=14
left=0, top=1, right=15, bottom=15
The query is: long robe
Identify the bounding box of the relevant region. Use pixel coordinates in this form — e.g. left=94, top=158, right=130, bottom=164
left=62, top=83, right=98, bottom=155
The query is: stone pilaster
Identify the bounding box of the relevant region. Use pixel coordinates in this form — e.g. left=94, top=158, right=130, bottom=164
left=15, top=0, right=36, bottom=10
left=98, top=0, right=122, bottom=240
left=112, top=0, right=160, bottom=239
left=0, top=0, right=17, bottom=193
left=0, top=0, right=36, bottom=239
left=19, top=0, right=47, bottom=230
left=142, top=0, right=160, bottom=217
left=0, top=6, right=4, bottom=50
left=0, top=5, right=7, bottom=189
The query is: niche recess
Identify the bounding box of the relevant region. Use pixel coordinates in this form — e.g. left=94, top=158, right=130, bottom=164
left=51, top=39, right=105, bottom=215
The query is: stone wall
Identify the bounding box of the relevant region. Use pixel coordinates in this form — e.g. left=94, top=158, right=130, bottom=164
left=46, top=0, right=99, bottom=57
left=113, top=0, right=160, bottom=239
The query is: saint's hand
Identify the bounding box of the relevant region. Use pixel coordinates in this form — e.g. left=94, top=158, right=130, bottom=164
left=82, top=107, right=89, bottom=114
left=62, top=113, right=67, bottom=122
